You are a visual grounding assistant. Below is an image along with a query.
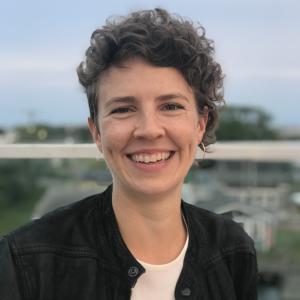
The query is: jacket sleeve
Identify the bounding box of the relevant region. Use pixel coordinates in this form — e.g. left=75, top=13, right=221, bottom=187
left=225, top=245, right=258, bottom=300
left=0, top=237, right=22, bottom=300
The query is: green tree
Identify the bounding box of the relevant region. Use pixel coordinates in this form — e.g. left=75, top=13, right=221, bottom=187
left=0, top=160, right=55, bottom=208
left=15, top=124, right=91, bottom=143
left=216, top=106, right=278, bottom=140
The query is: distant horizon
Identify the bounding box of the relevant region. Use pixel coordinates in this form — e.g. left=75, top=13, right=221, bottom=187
left=1, top=109, right=300, bottom=131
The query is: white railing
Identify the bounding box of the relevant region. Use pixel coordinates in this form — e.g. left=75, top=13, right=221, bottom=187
left=0, top=141, right=300, bottom=162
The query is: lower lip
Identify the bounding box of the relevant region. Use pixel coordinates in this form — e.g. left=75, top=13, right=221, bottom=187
left=127, top=153, right=174, bottom=172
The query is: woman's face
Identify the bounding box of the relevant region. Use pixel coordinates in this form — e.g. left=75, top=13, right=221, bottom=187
left=89, top=58, right=207, bottom=197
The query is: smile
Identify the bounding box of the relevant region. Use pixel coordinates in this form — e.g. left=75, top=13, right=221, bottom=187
left=127, top=151, right=175, bottom=164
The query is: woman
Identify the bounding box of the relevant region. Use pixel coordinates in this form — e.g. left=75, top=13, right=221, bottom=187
left=0, top=8, right=257, bottom=299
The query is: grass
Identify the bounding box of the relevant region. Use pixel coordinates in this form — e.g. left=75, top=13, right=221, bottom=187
left=258, top=227, right=300, bottom=268
left=276, top=228, right=300, bottom=264
left=0, top=199, right=38, bottom=236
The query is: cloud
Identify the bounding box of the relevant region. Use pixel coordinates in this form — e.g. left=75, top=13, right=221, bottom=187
left=0, top=54, right=76, bottom=72
left=225, top=67, right=300, bottom=80
left=216, top=35, right=300, bottom=81
left=0, top=53, right=79, bottom=88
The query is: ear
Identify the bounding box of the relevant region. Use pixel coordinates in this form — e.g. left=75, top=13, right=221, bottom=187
left=88, top=117, right=103, bottom=153
left=197, top=110, right=208, bottom=145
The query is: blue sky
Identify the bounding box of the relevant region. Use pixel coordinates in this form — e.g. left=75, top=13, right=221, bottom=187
left=0, top=0, right=299, bottom=128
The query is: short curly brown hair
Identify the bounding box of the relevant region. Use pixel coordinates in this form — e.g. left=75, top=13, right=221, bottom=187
left=77, top=8, right=224, bottom=148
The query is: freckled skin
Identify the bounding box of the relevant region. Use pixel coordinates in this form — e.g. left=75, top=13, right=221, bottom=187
left=89, top=58, right=207, bottom=199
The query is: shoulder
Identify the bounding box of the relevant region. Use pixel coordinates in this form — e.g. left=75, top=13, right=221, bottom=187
left=4, top=186, right=111, bottom=253
left=183, top=201, right=255, bottom=254
left=183, top=203, right=258, bottom=297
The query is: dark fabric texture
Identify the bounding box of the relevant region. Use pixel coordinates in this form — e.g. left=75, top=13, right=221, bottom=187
left=0, top=185, right=258, bottom=299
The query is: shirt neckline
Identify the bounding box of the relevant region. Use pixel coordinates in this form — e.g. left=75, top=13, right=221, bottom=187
left=136, top=212, right=189, bottom=269
left=137, top=233, right=189, bottom=269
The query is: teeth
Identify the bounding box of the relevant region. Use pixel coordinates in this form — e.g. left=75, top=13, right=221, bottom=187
left=131, top=152, right=172, bottom=163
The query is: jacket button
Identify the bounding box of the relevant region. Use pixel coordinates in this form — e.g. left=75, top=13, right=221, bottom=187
left=128, top=266, right=139, bottom=277
left=181, top=288, right=191, bottom=297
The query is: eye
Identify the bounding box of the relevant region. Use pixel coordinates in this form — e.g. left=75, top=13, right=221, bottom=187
left=162, top=103, right=185, bottom=111
left=110, top=107, right=134, bottom=114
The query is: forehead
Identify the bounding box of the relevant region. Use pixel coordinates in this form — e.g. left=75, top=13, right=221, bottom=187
left=97, top=58, right=195, bottom=104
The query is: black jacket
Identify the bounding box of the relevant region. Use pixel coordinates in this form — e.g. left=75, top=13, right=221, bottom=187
left=0, top=185, right=257, bottom=299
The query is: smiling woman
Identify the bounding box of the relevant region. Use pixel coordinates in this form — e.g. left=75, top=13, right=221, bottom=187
left=88, top=58, right=206, bottom=200
left=0, top=8, right=258, bottom=300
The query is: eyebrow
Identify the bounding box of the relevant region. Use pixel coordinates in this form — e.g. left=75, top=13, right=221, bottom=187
left=104, top=96, right=135, bottom=108
left=156, top=93, right=189, bottom=102
left=104, top=93, right=190, bottom=108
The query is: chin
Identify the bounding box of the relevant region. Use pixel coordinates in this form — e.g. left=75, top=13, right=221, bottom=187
left=126, top=178, right=183, bottom=198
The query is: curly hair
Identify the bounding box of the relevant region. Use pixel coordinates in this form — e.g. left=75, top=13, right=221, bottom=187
left=77, top=8, right=224, bottom=148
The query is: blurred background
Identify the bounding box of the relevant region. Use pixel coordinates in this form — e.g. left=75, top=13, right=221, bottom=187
left=0, top=0, right=299, bottom=299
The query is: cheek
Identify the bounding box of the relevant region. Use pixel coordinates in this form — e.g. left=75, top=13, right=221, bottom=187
left=100, top=120, right=130, bottom=152
left=170, top=119, right=201, bottom=145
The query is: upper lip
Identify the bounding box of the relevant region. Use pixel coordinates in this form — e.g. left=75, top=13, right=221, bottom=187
left=127, top=149, right=175, bottom=155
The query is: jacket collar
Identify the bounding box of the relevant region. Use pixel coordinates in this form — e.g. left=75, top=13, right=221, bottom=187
left=95, top=184, right=145, bottom=288
left=94, top=184, right=211, bottom=288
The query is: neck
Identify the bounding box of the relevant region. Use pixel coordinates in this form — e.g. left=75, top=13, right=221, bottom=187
left=112, top=183, right=187, bottom=264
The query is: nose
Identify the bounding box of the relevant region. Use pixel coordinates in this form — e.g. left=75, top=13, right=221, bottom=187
left=133, top=112, right=165, bottom=140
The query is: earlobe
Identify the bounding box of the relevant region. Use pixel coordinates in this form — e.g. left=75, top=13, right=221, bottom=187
left=197, top=112, right=208, bottom=145
left=88, top=117, right=103, bottom=153
left=96, top=137, right=103, bottom=153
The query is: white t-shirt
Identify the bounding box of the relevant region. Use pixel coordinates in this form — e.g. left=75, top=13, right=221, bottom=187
left=130, top=234, right=189, bottom=300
